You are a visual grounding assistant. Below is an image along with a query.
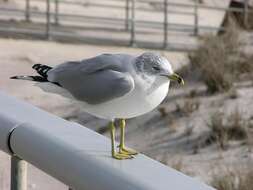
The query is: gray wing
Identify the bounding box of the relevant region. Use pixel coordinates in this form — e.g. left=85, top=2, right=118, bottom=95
left=48, top=53, right=135, bottom=74
left=47, top=54, right=135, bottom=104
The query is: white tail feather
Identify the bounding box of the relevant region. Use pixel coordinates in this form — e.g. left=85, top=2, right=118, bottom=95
left=35, top=82, right=74, bottom=99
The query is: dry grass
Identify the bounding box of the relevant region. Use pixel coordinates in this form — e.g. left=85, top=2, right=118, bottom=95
left=175, top=99, right=200, bottom=116
left=211, top=167, right=253, bottom=190
left=182, top=16, right=253, bottom=89
left=226, top=88, right=238, bottom=99
left=226, top=109, right=249, bottom=140
left=236, top=54, right=253, bottom=84
left=189, top=17, right=242, bottom=93
left=246, top=9, right=253, bottom=29
left=170, top=158, right=184, bottom=172
left=161, top=155, right=184, bottom=172
left=188, top=89, right=198, bottom=98
left=206, top=112, right=229, bottom=149
left=158, top=106, right=169, bottom=117
left=231, top=4, right=253, bottom=30
left=206, top=109, right=249, bottom=150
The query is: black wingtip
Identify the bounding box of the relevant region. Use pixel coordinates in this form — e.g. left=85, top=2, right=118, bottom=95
left=32, top=63, right=41, bottom=69
left=10, top=76, right=18, bottom=79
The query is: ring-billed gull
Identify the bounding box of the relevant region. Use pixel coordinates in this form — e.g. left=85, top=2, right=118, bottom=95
left=11, top=52, right=184, bottom=160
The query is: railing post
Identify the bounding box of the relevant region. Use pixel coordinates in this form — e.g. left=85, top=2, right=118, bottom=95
left=125, top=0, right=130, bottom=30
left=130, top=0, right=135, bottom=46
left=244, top=0, right=249, bottom=29
left=25, top=0, right=30, bottom=22
left=46, top=0, right=51, bottom=39
left=54, top=0, right=59, bottom=25
left=11, top=156, right=27, bottom=190
left=194, top=0, right=199, bottom=36
left=163, top=0, right=168, bottom=48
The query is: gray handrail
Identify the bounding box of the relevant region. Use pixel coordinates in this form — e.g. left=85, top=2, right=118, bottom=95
left=0, top=91, right=216, bottom=190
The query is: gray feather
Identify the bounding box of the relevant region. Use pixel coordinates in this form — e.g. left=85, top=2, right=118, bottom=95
left=47, top=54, right=135, bottom=104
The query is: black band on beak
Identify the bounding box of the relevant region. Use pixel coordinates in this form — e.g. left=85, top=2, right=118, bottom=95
left=168, top=73, right=184, bottom=85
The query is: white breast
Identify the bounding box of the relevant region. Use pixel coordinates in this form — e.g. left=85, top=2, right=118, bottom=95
left=81, top=81, right=170, bottom=119
left=36, top=79, right=170, bottom=120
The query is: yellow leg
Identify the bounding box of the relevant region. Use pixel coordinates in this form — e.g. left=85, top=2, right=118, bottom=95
left=119, top=119, right=138, bottom=155
left=109, top=121, right=132, bottom=160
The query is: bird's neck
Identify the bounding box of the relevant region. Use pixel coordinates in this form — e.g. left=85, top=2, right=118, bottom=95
left=134, top=73, right=168, bottom=95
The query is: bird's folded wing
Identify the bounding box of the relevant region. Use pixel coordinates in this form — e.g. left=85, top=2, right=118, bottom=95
left=48, top=53, right=133, bottom=75
left=47, top=55, right=135, bottom=104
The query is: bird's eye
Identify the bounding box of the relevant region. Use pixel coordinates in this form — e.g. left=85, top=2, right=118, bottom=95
left=152, top=66, right=160, bottom=71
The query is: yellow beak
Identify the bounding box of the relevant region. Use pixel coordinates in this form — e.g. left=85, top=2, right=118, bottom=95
left=168, top=73, right=184, bottom=85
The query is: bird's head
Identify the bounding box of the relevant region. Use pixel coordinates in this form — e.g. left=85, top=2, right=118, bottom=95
left=135, top=52, right=184, bottom=85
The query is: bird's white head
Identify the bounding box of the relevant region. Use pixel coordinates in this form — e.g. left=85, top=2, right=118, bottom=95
left=135, top=52, right=184, bottom=85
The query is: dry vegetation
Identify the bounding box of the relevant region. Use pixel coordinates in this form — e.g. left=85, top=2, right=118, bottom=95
left=175, top=99, right=200, bottom=117
left=189, top=19, right=238, bottom=93
left=246, top=9, right=253, bottom=29
left=205, top=109, right=251, bottom=150
left=211, top=167, right=253, bottom=190
left=160, top=154, right=184, bottom=172
left=231, top=4, right=253, bottom=30
left=188, top=17, right=253, bottom=93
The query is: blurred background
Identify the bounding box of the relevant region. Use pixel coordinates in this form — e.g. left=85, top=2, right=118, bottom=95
left=0, top=0, right=253, bottom=189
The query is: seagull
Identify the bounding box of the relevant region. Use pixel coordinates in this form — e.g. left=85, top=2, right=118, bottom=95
left=11, top=52, right=184, bottom=160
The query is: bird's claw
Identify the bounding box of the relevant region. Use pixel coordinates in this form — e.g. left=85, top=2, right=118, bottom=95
left=119, top=147, right=138, bottom=155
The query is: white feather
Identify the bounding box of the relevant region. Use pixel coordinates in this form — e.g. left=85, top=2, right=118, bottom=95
left=35, top=79, right=169, bottom=120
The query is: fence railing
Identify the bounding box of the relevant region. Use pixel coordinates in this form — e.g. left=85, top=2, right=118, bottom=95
left=0, top=0, right=249, bottom=50
left=0, top=91, right=216, bottom=190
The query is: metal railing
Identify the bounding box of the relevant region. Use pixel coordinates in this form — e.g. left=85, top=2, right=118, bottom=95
left=0, top=0, right=249, bottom=50
left=0, top=91, right=216, bottom=190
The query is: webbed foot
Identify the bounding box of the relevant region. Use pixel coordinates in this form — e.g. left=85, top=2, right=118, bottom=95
left=119, top=147, right=138, bottom=155
left=112, top=152, right=133, bottom=160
